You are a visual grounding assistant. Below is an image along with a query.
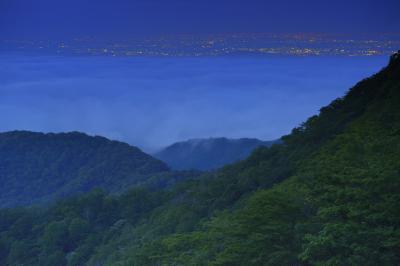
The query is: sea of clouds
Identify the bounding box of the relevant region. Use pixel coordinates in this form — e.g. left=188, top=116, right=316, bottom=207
left=0, top=54, right=388, bottom=152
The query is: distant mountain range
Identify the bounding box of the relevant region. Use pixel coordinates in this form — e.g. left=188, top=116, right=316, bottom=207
left=0, top=131, right=272, bottom=207
left=154, top=137, right=279, bottom=170
left=0, top=131, right=278, bottom=207
left=0, top=131, right=169, bottom=207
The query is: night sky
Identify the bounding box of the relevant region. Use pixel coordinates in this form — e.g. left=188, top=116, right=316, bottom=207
left=1, top=0, right=399, bottom=39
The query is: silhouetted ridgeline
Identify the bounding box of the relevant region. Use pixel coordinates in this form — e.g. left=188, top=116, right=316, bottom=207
left=154, top=137, right=278, bottom=170
left=0, top=52, right=399, bottom=265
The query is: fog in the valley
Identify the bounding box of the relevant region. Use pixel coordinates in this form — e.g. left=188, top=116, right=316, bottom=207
left=0, top=54, right=388, bottom=151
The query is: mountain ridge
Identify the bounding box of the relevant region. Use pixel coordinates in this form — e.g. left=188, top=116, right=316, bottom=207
left=154, top=137, right=278, bottom=170
left=0, top=130, right=169, bottom=207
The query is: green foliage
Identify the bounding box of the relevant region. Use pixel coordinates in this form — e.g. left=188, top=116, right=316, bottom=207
left=0, top=53, right=399, bottom=265
left=0, top=131, right=169, bottom=207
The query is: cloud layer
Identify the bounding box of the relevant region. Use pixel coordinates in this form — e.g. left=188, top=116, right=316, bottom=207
left=0, top=54, right=388, bottom=151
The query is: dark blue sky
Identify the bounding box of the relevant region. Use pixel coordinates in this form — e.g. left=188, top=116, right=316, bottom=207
left=1, top=0, right=399, bottom=39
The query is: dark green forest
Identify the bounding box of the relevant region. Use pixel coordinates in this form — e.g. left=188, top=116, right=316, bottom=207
left=0, top=131, right=174, bottom=207
left=0, top=52, right=399, bottom=265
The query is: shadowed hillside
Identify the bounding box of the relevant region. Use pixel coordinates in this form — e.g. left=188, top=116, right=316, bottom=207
left=154, top=137, right=277, bottom=170
left=0, top=131, right=169, bottom=207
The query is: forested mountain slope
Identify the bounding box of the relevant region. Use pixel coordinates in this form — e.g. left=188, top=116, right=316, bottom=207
left=0, top=52, right=399, bottom=265
left=0, top=131, right=169, bottom=207
left=154, top=137, right=277, bottom=170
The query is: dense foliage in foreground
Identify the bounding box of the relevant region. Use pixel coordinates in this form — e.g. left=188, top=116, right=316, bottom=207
left=0, top=53, right=399, bottom=265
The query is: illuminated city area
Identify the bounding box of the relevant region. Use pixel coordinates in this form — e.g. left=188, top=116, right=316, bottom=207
left=1, top=33, right=399, bottom=57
